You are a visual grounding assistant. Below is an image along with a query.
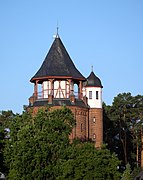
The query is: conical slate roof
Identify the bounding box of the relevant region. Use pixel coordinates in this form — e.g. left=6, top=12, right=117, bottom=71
left=86, top=71, right=103, bottom=88
left=31, top=36, right=85, bottom=82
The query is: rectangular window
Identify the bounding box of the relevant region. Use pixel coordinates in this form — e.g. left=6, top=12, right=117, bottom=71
left=93, top=117, right=96, bottom=123
left=93, top=133, right=96, bottom=139
left=81, top=123, right=83, bottom=132
left=96, top=91, right=99, bottom=99
left=89, top=91, right=92, bottom=99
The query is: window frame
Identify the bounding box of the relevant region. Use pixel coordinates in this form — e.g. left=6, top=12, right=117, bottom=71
left=89, top=91, right=92, bottom=99
left=96, top=91, right=99, bottom=100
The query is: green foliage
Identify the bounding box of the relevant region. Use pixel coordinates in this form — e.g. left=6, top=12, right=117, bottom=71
left=3, top=106, right=121, bottom=180
left=4, top=107, right=75, bottom=179
left=103, top=93, right=143, bottom=169
left=3, top=92, right=143, bottom=178
left=122, top=163, right=132, bottom=180
left=57, top=142, right=121, bottom=180
left=131, top=166, right=142, bottom=179
left=0, top=110, right=14, bottom=174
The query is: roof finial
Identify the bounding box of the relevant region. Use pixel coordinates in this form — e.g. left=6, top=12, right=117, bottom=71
left=56, top=21, right=59, bottom=38
left=91, top=65, right=93, bottom=72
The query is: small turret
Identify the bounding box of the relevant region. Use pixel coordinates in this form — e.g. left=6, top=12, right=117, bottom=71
left=83, top=70, right=103, bottom=148
left=83, top=71, right=103, bottom=108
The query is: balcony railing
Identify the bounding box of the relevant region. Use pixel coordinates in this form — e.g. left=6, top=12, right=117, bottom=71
left=36, top=90, right=79, bottom=100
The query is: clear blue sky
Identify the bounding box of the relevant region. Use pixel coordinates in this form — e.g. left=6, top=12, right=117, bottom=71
left=0, top=1, right=143, bottom=113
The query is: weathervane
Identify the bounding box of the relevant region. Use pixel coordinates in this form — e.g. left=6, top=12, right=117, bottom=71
left=56, top=21, right=59, bottom=38
left=91, top=65, right=93, bottom=72
left=53, top=22, right=59, bottom=39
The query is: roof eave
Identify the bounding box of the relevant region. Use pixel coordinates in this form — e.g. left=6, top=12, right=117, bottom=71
left=30, top=76, right=86, bottom=83
left=85, top=85, right=103, bottom=88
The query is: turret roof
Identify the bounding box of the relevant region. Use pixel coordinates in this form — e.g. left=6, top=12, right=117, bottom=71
left=86, top=71, right=103, bottom=88
left=31, top=36, right=85, bottom=82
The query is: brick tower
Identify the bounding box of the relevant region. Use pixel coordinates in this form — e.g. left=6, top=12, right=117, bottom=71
left=28, top=33, right=103, bottom=148
left=83, top=71, right=103, bottom=147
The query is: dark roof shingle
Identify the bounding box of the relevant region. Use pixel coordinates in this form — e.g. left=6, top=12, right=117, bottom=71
left=31, top=37, right=85, bottom=82
left=29, top=98, right=88, bottom=108
left=85, top=71, right=103, bottom=87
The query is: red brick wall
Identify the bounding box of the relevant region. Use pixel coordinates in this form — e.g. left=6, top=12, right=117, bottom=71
left=89, top=108, right=103, bottom=148
left=27, top=105, right=103, bottom=148
left=69, top=106, right=88, bottom=141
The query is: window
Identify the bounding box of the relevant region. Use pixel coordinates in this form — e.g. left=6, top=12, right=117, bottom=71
left=89, top=91, right=92, bottom=99
left=81, top=123, right=83, bottom=132
left=96, top=91, right=99, bottom=100
left=93, top=117, right=96, bottom=123
left=93, top=133, right=96, bottom=139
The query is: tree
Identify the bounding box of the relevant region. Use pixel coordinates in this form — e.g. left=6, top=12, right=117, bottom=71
left=0, top=110, right=14, bottom=174
left=103, top=93, right=143, bottom=169
left=4, top=106, right=121, bottom=180
left=57, top=142, right=121, bottom=180
left=104, top=93, right=133, bottom=165
left=130, top=94, right=143, bottom=167
left=111, top=93, right=133, bottom=165
left=4, top=106, right=75, bottom=179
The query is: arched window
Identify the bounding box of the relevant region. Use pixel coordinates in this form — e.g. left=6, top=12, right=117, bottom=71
left=74, top=83, right=78, bottom=98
